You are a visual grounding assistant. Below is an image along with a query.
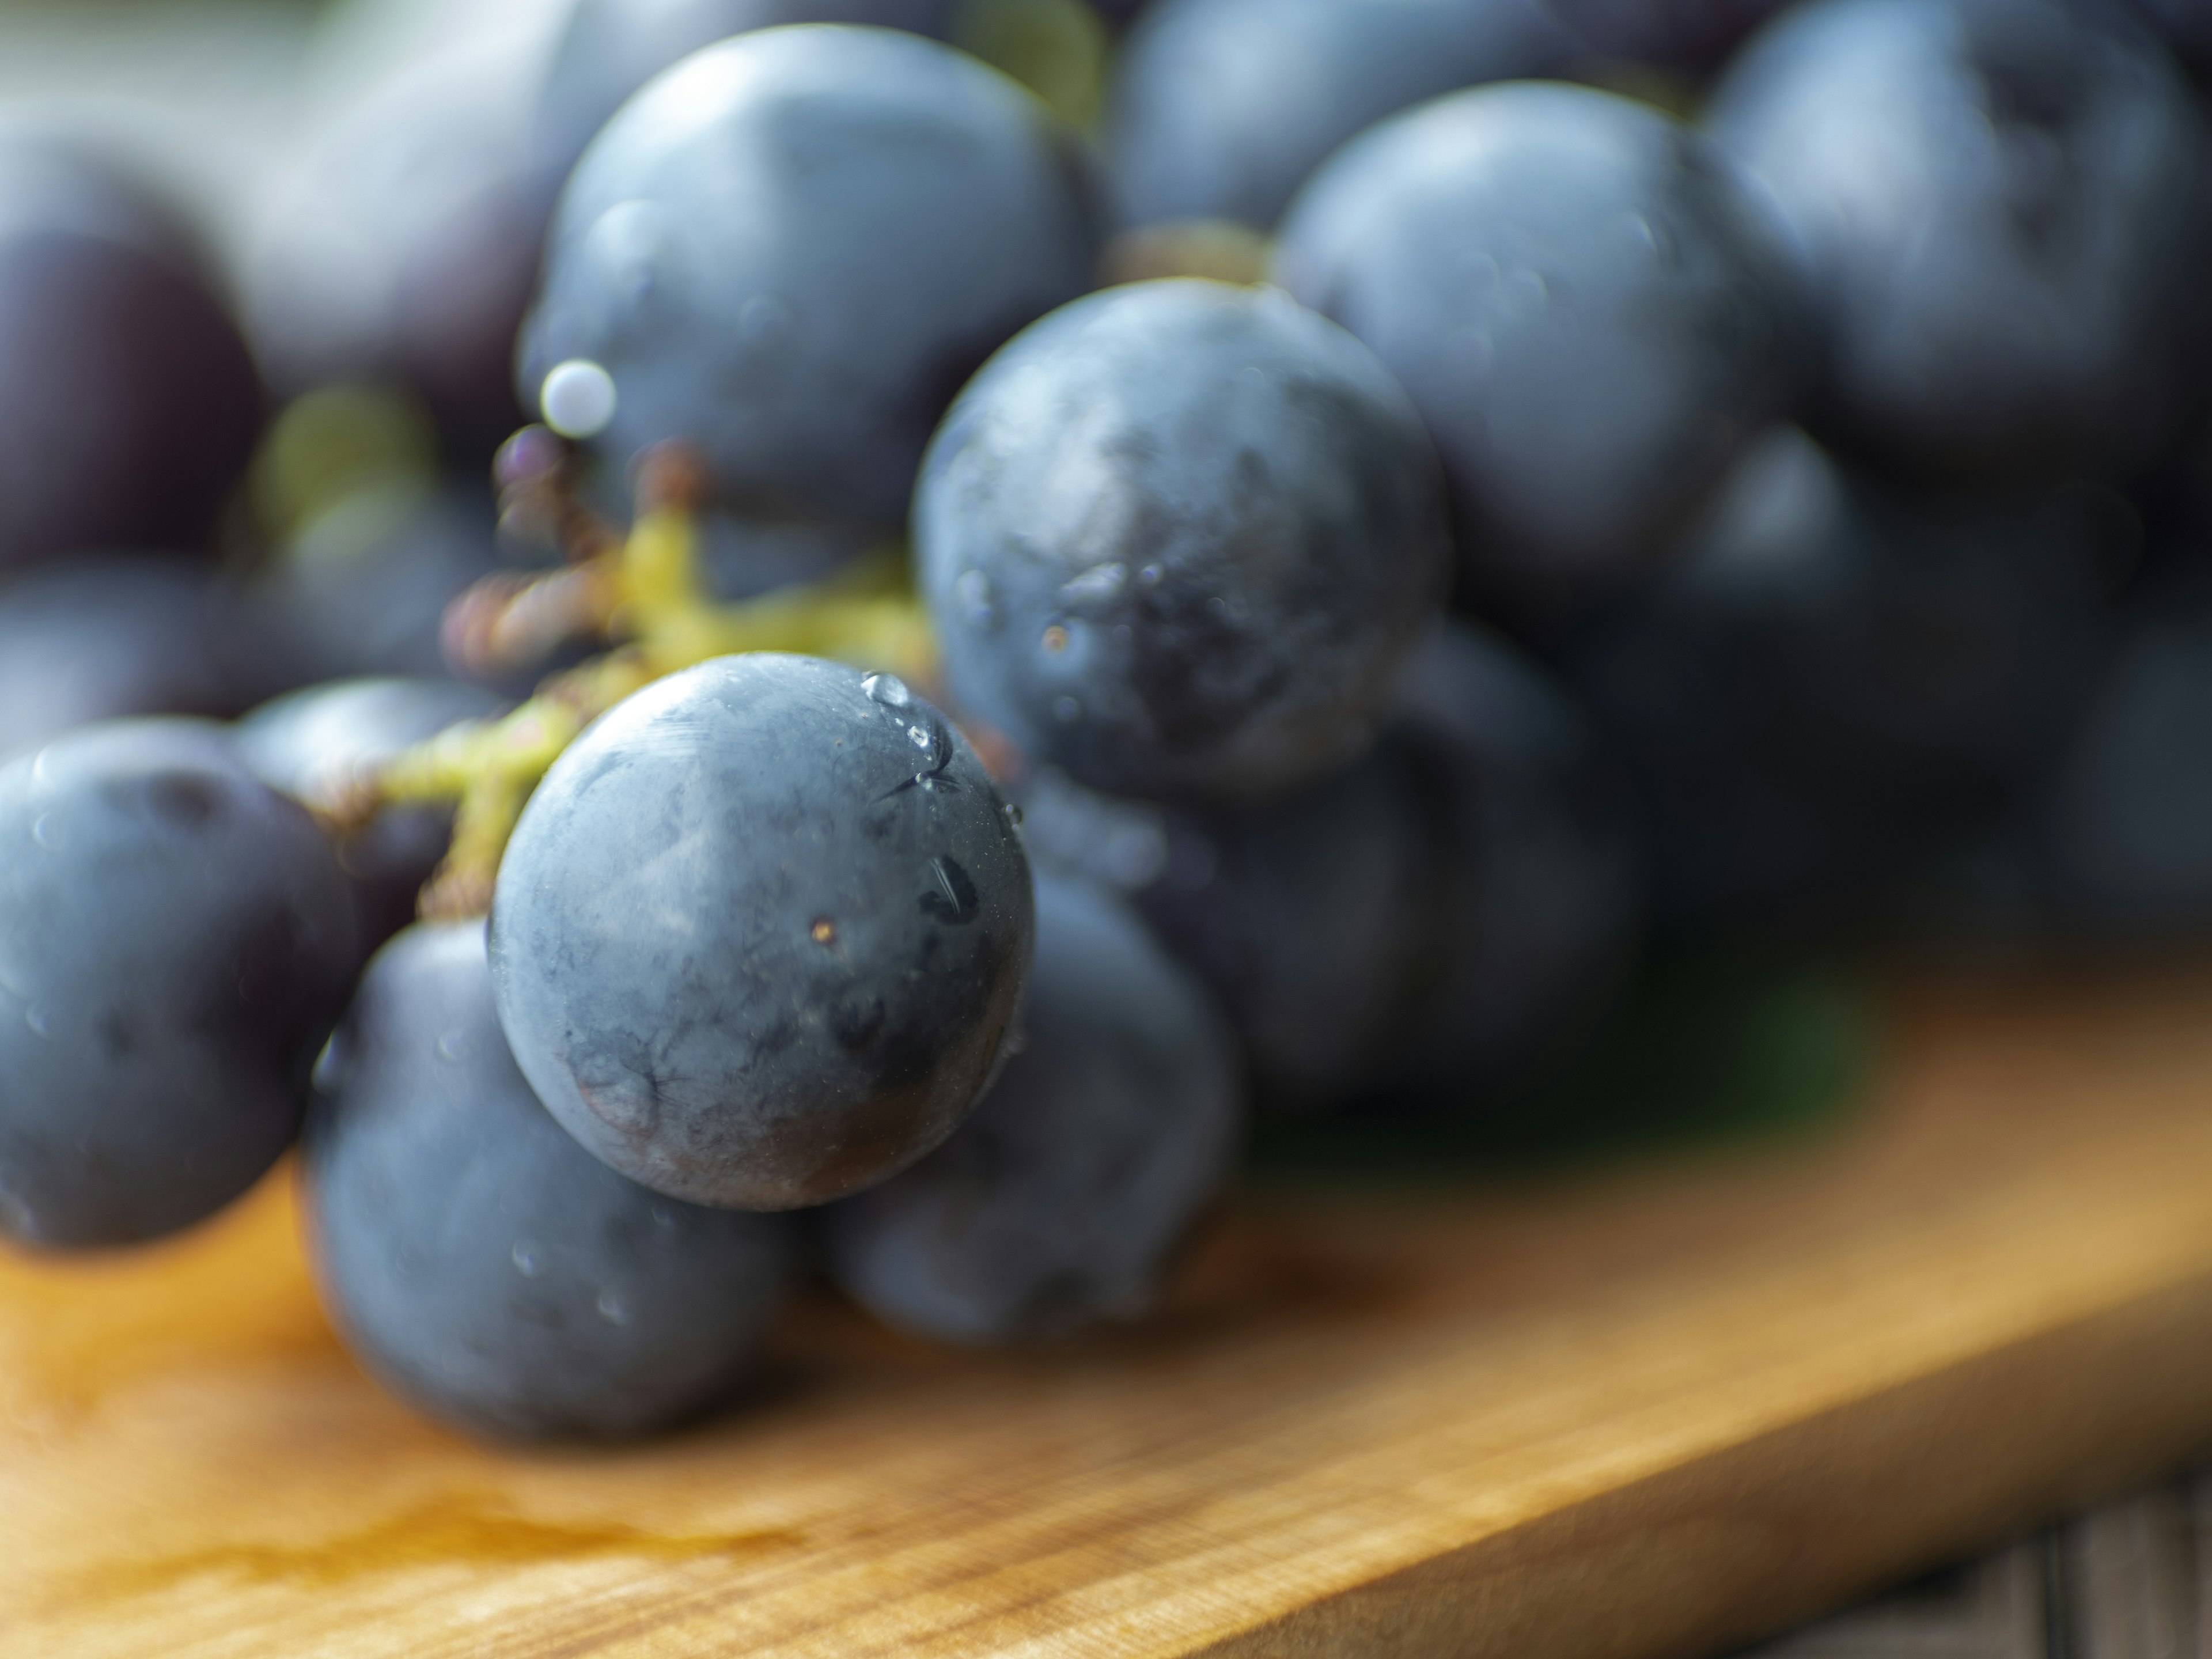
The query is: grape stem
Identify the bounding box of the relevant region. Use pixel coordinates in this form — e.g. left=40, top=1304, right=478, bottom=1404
left=323, top=438, right=940, bottom=921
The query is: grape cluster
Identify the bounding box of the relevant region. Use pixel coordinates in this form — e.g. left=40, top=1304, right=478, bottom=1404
left=0, top=0, right=2209, bottom=1443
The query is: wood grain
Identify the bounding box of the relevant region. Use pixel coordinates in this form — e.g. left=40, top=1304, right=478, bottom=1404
left=9, top=964, right=2212, bottom=1659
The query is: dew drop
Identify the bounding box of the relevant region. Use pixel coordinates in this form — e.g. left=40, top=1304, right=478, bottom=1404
left=510, top=1244, right=540, bottom=1278
left=434, top=1032, right=465, bottom=1063
left=904, top=715, right=952, bottom=779
left=1138, top=563, right=1165, bottom=587
left=30, top=814, right=56, bottom=849
left=1005, top=802, right=1024, bottom=827
left=540, top=359, right=617, bottom=438
left=22, top=1007, right=48, bottom=1039
left=1052, top=695, right=1082, bottom=725
left=862, top=672, right=914, bottom=711
left=1059, top=562, right=1127, bottom=608
left=596, top=1290, right=630, bottom=1325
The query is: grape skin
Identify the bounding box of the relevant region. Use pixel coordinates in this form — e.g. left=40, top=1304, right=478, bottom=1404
left=0, top=720, right=358, bottom=1248
left=490, top=653, right=1033, bottom=1211
left=304, top=920, right=793, bottom=1441
left=519, top=24, right=1104, bottom=528
left=1274, top=82, right=1809, bottom=609
left=823, top=870, right=1242, bottom=1343
left=917, top=278, right=1449, bottom=802
left=1107, top=0, right=1574, bottom=232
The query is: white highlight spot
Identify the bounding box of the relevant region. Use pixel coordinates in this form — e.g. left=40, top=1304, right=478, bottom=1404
left=540, top=359, right=618, bottom=438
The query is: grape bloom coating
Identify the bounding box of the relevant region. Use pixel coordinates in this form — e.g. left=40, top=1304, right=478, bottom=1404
left=917, top=278, right=1449, bottom=802
left=489, top=653, right=1034, bottom=1211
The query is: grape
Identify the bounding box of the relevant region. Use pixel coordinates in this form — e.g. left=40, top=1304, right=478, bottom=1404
left=0, top=131, right=207, bottom=271
left=304, top=920, right=792, bottom=1440
left=1105, top=0, right=1575, bottom=232
left=0, top=230, right=262, bottom=570
left=253, top=484, right=518, bottom=690
left=916, top=278, right=1449, bottom=801
left=1706, top=0, right=2212, bottom=480
left=529, top=1, right=959, bottom=200
left=518, top=25, right=1104, bottom=528
left=823, top=870, right=1241, bottom=1343
left=2126, top=0, right=2212, bottom=63
left=1377, top=618, right=1643, bottom=1107
left=244, top=44, right=545, bottom=461
left=0, top=555, right=288, bottom=760
left=0, top=721, right=359, bottom=1248
left=490, top=653, right=1033, bottom=1211
left=234, top=677, right=510, bottom=950
left=1273, top=82, right=1809, bottom=614
left=1019, top=622, right=1639, bottom=1113
left=1543, top=0, right=1787, bottom=69
left=2035, top=577, right=2212, bottom=937
left=1560, top=427, right=2131, bottom=935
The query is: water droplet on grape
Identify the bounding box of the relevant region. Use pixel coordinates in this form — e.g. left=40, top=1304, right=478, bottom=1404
left=540, top=359, right=618, bottom=438
left=30, top=814, right=56, bottom=849
left=862, top=672, right=914, bottom=711
left=22, top=1007, right=48, bottom=1039
left=434, top=1032, right=465, bottom=1063
left=1059, top=562, right=1127, bottom=608
left=1139, top=563, right=1165, bottom=587
left=596, top=1290, right=630, bottom=1325
left=1005, top=802, right=1024, bottom=827
left=1053, top=695, right=1082, bottom=724
left=511, top=1244, right=540, bottom=1278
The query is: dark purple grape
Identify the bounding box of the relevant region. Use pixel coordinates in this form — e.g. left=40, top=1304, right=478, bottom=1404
left=245, top=46, right=545, bottom=461
left=823, top=871, right=1242, bottom=1343
left=1706, top=0, right=2212, bottom=481
left=252, top=484, right=516, bottom=691
left=528, top=0, right=960, bottom=200
left=1019, top=622, right=1641, bottom=1114
left=490, top=654, right=1033, bottom=1211
left=0, top=555, right=288, bottom=759
left=234, top=677, right=510, bottom=951
left=1560, top=427, right=2131, bottom=937
left=305, top=920, right=792, bottom=1440
left=0, top=720, right=358, bottom=1249
left=1105, top=0, right=1575, bottom=232
left=1274, top=81, right=1808, bottom=614
left=518, top=25, right=1104, bottom=528
left=0, top=233, right=262, bottom=570
left=917, top=278, right=1449, bottom=802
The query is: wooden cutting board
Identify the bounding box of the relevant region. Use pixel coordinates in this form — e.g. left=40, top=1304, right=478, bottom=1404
left=8, top=962, right=2212, bottom=1659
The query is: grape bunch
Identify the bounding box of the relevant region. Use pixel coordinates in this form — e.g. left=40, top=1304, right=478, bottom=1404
left=0, top=0, right=2207, bottom=1442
